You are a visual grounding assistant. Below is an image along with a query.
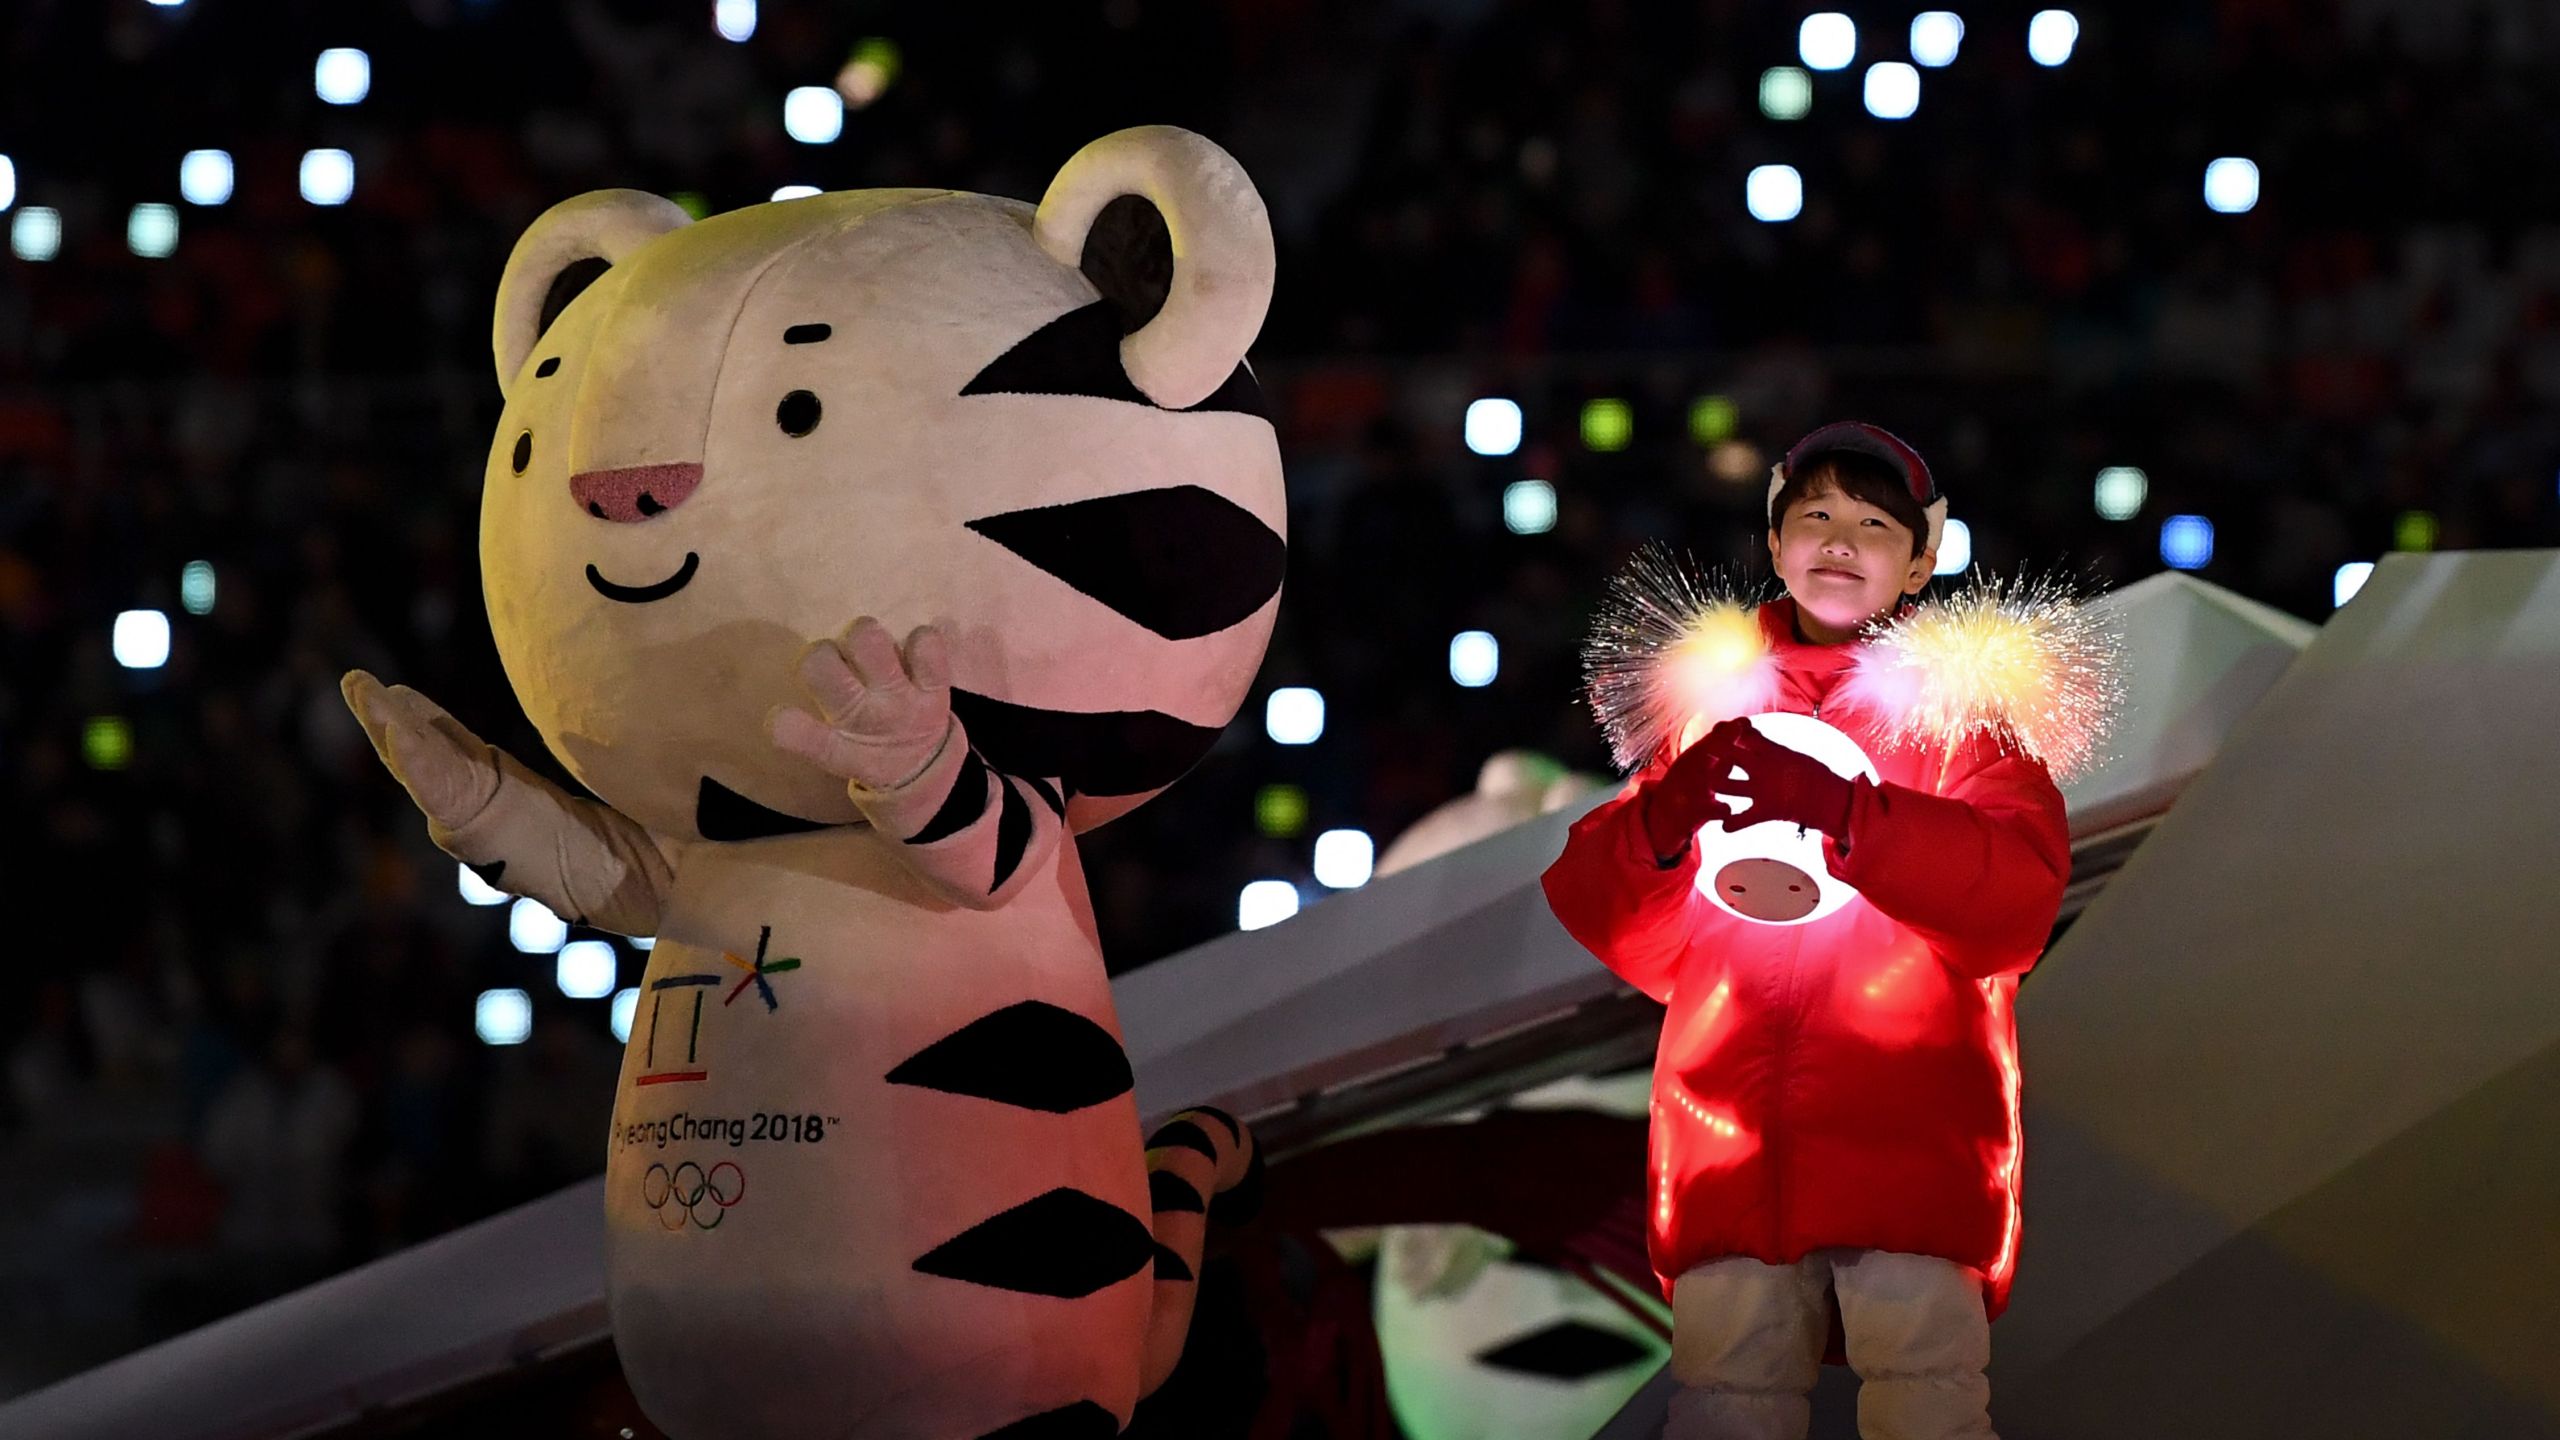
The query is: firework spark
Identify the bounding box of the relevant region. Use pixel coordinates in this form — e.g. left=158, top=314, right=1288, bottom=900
left=1582, top=546, right=1777, bottom=771
left=1841, top=571, right=2125, bottom=779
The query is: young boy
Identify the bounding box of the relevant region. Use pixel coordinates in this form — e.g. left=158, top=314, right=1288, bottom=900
left=1541, top=422, right=2073, bottom=1440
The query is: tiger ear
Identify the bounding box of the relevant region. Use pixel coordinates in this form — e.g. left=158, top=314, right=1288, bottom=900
left=1030, top=127, right=1274, bottom=411
left=491, top=189, right=691, bottom=399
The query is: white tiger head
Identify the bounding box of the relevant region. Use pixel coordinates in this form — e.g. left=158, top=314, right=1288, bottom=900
left=478, top=128, right=1284, bottom=842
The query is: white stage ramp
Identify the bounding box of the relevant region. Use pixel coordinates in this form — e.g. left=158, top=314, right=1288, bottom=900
left=1995, top=550, right=2560, bottom=1438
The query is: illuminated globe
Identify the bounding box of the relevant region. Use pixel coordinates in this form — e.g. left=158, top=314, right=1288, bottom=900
left=1677, top=711, right=1879, bottom=926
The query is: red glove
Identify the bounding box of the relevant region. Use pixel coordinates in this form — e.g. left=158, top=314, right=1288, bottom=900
left=1640, top=718, right=1857, bottom=861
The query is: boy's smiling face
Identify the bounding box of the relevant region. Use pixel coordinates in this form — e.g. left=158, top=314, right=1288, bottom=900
left=1766, top=480, right=1936, bottom=640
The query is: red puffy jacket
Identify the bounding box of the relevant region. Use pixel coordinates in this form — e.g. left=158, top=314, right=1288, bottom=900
left=1540, top=599, right=2069, bottom=1319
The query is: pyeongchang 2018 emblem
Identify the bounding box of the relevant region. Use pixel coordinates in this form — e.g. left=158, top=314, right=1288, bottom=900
left=643, top=1160, right=746, bottom=1231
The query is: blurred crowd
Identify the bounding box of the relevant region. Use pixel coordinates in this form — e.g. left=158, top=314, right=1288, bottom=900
left=5, top=0, right=2559, bottom=1399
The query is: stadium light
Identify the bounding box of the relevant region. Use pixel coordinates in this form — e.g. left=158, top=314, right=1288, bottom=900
left=0, top=154, right=15, bottom=211
left=1449, top=630, right=1500, bottom=687
left=1864, top=62, right=1920, bottom=120
left=127, top=204, right=178, bottom=259
left=114, top=610, right=171, bottom=669
left=1266, top=686, right=1324, bottom=745
left=458, top=862, right=508, bottom=906
left=1800, top=13, right=1856, bottom=70
left=180, top=150, right=234, bottom=205
left=771, top=185, right=821, bottom=201
left=1747, top=165, right=1803, bottom=223
left=2333, top=561, right=2374, bottom=608
left=2028, top=10, right=2079, bottom=66
left=1238, top=880, right=1300, bottom=931
left=10, top=206, right=61, bottom=261
left=510, top=897, right=569, bottom=954
left=1934, top=518, right=1973, bottom=575
left=785, top=87, right=844, bottom=144
left=1911, top=12, right=1965, bottom=66
left=2094, top=466, right=2147, bottom=520
left=1313, top=829, right=1375, bottom=889
left=1759, top=67, right=1812, bottom=121
left=557, top=940, right=618, bottom=1000
left=610, top=988, right=639, bottom=1042
left=315, top=48, right=371, bottom=105
left=300, top=149, right=354, bottom=206
left=1503, top=479, right=1557, bottom=535
left=715, top=0, right=756, bottom=42
left=1580, top=398, right=1632, bottom=452
left=2204, top=157, right=2259, bottom=214
left=1465, top=397, right=1523, bottom=456
left=181, top=560, right=217, bottom=615
left=2160, top=514, right=2214, bottom=570
left=475, top=989, right=533, bottom=1046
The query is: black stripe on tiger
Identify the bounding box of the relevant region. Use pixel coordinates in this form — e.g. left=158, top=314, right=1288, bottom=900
left=1145, top=1118, right=1218, bottom=1162
left=962, top=485, right=1285, bottom=642
left=959, top=299, right=1268, bottom=420
left=1184, top=1105, right=1244, bottom=1146
left=1150, top=1241, right=1193, bottom=1283
left=1021, top=774, right=1066, bottom=817
left=885, top=1001, right=1133, bottom=1113
left=1147, top=1170, right=1205, bottom=1214
left=989, top=773, right=1033, bottom=892
left=912, top=1188, right=1153, bottom=1298
left=906, top=748, right=990, bottom=845
left=977, top=1401, right=1120, bottom=1439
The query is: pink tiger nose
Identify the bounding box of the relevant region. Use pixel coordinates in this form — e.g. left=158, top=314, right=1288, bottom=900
left=569, top=463, right=703, bottom=522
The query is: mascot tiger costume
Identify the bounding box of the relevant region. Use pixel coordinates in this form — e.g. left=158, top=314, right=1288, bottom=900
left=343, top=127, right=1278, bottom=1438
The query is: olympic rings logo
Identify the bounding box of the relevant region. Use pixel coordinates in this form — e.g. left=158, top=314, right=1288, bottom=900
left=642, top=1160, right=747, bottom=1231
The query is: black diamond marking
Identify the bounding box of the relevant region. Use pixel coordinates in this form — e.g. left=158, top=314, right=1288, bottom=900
left=947, top=690, right=1219, bottom=801
left=1151, top=1242, right=1193, bottom=1283
left=906, top=749, right=988, bottom=845
left=960, top=299, right=1267, bottom=420
left=696, top=775, right=841, bottom=842
left=884, top=1001, right=1133, bottom=1113
left=1473, top=1320, right=1655, bottom=1380
left=466, top=859, right=507, bottom=889
left=963, top=486, right=1284, bottom=642
left=989, top=775, right=1033, bottom=892
left=912, top=1188, right=1152, bottom=1298
left=534, top=356, right=561, bottom=378
left=1147, top=1119, right=1217, bottom=1162
left=783, top=323, right=832, bottom=345
left=1148, top=1170, right=1205, bottom=1214
left=978, top=1401, right=1120, bottom=1439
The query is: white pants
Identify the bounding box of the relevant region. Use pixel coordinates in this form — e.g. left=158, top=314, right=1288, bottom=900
left=1663, top=1249, right=1995, bottom=1440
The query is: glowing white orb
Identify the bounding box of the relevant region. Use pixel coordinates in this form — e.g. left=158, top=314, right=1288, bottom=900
left=1684, top=713, right=1878, bottom=926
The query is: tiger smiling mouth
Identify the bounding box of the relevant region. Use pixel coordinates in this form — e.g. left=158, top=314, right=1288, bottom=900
left=587, top=552, right=701, bottom=603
